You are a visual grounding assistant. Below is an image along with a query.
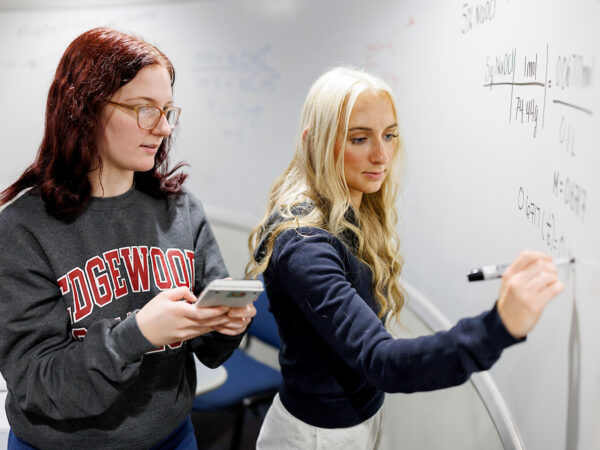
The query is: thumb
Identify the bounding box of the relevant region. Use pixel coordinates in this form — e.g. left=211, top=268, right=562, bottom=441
left=161, top=286, right=197, bottom=303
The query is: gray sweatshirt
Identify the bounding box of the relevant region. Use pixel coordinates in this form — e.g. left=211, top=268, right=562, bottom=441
left=0, top=187, right=242, bottom=449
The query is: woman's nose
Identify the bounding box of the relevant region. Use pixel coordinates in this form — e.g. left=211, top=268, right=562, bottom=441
left=370, top=139, right=388, bottom=163
left=152, top=113, right=172, bottom=137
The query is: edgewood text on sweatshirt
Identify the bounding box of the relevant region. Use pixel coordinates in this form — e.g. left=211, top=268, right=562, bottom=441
left=0, top=187, right=242, bottom=449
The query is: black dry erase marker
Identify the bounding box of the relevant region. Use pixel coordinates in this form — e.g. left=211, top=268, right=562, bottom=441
left=467, top=257, right=575, bottom=282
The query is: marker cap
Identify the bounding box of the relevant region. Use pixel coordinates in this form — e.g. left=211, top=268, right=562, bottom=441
left=467, top=270, right=484, bottom=282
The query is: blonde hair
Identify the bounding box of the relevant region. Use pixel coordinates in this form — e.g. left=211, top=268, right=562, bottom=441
left=246, top=66, right=406, bottom=319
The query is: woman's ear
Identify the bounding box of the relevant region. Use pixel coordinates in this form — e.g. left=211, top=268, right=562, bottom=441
left=302, top=127, right=309, bottom=142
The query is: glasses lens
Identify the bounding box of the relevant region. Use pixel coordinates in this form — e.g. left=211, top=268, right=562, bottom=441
left=138, top=106, right=161, bottom=129
left=166, top=108, right=181, bottom=128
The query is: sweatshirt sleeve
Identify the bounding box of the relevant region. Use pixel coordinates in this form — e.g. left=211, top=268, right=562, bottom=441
left=184, top=192, right=245, bottom=367
left=0, top=222, right=156, bottom=420
left=272, top=231, right=522, bottom=393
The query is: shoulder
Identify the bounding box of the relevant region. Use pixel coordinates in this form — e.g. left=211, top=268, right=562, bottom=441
left=164, top=188, right=207, bottom=218
left=0, top=189, right=47, bottom=231
left=275, top=226, right=338, bottom=247
left=0, top=190, right=51, bottom=254
left=272, top=226, right=349, bottom=266
left=175, top=187, right=204, bottom=209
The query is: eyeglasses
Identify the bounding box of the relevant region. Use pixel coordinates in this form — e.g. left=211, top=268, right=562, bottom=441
left=107, top=101, right=182, bottom=130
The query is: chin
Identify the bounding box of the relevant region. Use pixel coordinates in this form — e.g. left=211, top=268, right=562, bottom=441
left=364, top=183, right=384, bottom=194
left=136, top=159, right=157, bottom=172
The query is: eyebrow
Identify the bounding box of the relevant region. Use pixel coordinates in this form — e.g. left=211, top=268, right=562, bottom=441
left=348, top=123, right=398, bottom=132
left=122, top=96, right=173, bottom=105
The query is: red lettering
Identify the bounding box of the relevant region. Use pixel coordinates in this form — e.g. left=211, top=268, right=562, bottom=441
left=150, top=247, right=172, bottom=290
left=68, top=268, right=93, bottom=322
left=120, top=246, right=150, bottom=292
left=146, top=346, right=166, bottom=354
left=86, top=256, right=113, bottom=307
left=103, top=249, right=128, bottom=299
left=167, top=341, right=183, bottom=349
left=71, top=328, right=88, bottom=340
left=184, top=250, right=195, bottom=291
left=146, top=342, right=183, bottom=354
left=167, top=249, right=190, bottom=288
left=57, top=275, right=70, bottom=295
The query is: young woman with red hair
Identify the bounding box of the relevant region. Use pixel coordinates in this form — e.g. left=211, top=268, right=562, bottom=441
left=0, top=27, right=255, bottom=449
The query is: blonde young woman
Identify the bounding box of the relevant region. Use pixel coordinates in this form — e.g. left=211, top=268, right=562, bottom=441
left=246, top=67, right=564, bottom=449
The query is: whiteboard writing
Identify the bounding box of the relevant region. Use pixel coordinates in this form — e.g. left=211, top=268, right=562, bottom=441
left=516, top=185, right=567, bottom=255
left=460, top=0, right=498, bottom=34
left=552, top=171, right=587, bottom=221
left=190, top=44, right=281, bottom=145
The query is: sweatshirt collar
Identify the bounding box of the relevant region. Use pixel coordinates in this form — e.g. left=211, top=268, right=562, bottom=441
left=86, top=184, right=138, bottom=211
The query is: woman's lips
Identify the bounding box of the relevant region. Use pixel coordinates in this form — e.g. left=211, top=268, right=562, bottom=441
left=363, top=171, right=385, bottom=180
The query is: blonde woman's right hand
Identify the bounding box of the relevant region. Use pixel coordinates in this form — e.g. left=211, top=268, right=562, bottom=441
left=136, top=286, right=230, bottom=347
left=496, top=250, right=565, bottom=339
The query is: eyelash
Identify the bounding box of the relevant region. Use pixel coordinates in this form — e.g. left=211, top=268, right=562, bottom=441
left=350, top=133, right=397, bottom=145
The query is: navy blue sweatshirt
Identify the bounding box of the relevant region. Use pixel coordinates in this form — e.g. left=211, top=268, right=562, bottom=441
left=262, top=226, right=521, bottom=428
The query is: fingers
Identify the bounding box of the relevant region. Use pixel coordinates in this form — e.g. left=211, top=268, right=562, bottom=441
left=139, top=288, right=259, bottom=344
left=176, top=315, right=248, bottom=340
left=193, top=314, right=231, bottom=328
left=547, top=279, right=565, bottom=298
left=161, top=286, right=197, bottom=303
left=502, top=254, right=558, bottom=299
left=227, top=304, right=257, bottom=319
left=523, top=263, right=559, bottom=293
left=213, top=322, right=245, bottom=334
left=503, top=250, right=553, bottom=279
left=189, top=314, right=250, bottom=337
left=187, top=304, right=230, bottom=319
left=165, top=314, right=231, bottom=342
left=212, top=305, right=257, bottom=336
left=497, top=250, right=565, bottom=338
left=213, top=317, right=250, bottom=335
left=212, top=326, right=244, bottom=336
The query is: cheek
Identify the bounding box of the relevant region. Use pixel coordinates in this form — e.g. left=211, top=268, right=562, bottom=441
left=105, top=119, right=142, bottom=150
left=381, top=140, right=396, bottom=165
left=343, top=148, right=363, bottom=174
left=386, top=145, right=396, bottom=162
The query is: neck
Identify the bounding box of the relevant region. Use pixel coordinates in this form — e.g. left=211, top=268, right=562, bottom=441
left=88, top=170, right=134, bottom=198
left=349, top=191, right=362, bottom=211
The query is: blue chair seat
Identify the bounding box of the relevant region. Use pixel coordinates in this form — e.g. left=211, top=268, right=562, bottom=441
left=193, top=349, right=282, bottom=411
left=192, top=287, right=281, bottom=449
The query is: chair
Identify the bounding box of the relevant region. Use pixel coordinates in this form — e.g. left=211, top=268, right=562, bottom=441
left=192, top=289, right=282, bottom=450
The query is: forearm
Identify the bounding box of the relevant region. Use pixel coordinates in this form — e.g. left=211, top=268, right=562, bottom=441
left=2, top=314, right=154, bottom=420
left=365, top=303, right=521, bottom=392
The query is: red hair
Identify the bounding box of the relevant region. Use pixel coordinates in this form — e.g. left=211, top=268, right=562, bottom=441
left=0, top=27, right=187, bottom=220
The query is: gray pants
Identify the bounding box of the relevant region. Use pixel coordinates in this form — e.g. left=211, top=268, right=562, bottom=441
left=257, top=394, right=387, bottom=450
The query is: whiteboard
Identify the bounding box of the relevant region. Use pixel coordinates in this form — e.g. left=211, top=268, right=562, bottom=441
left=1, top=1, right=599, bottom=449
left=394, top=3, right=600, bottom=450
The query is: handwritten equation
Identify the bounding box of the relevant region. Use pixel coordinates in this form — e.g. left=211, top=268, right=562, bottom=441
left=517, top=185, right=566, bottom=254
left=483, top=45, right=594, bottom=140
left=552, top=171, right=587, bottom=221
left=483, top=45, right=594, bottom=257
